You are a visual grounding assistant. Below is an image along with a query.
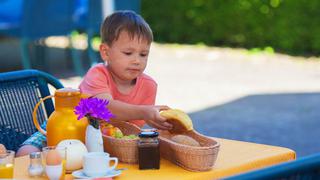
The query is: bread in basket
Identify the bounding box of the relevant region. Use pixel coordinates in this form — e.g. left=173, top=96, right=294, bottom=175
left=159, top=109, right=220, bottom=171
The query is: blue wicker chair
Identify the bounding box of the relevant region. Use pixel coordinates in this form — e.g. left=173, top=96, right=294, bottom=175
left=0, top=0, right=86, bottom=76
left=0, top=69, right=63, bottom=151
left=225, top=153, right=320, bottom=180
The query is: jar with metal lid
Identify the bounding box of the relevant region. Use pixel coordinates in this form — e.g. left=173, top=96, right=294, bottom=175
left=28, top=152, right=44, bottom=177
left=138, top=131, right=160, bottom=170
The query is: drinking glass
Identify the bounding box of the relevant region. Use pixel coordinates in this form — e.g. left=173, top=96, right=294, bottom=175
left=0, top=150, right=15, bottom=178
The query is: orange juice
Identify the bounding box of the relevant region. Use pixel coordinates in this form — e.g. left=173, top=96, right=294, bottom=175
left=0, top=163, right=14, bottom=178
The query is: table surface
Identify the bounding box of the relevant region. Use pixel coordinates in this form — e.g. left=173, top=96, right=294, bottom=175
left=14, top=138, right=295, bottom=180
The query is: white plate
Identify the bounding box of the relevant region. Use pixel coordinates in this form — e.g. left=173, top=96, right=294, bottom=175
left=72, top=169, right=122, bottom=179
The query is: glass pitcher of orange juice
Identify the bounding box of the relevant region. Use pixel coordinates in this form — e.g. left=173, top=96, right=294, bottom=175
left=33, top=88, right=89, bottom=146
left=0, top=150, right=15, bottom=178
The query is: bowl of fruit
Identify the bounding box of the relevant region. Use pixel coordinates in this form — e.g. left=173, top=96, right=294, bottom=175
left=101, top=121, right=140, bottom=164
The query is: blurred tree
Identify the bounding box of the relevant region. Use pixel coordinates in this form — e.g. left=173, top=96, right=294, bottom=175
left=141, top=0, right=320, bottom=56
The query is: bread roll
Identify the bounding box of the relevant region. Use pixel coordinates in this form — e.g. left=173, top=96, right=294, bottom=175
left=160, top=109, right=193, bottom=133
left=171, top=135, right=200, bottom=147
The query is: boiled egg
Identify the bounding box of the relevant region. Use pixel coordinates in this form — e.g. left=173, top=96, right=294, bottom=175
left=0, top=144, right=6, bottom=154
left=46, top=149, right=62, bottom=165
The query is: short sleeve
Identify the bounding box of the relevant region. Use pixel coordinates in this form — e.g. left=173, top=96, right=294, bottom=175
left=140, top=78, right=157, bottom=105
left=79, top=64, right=111, bottom=96
left=129, top=78, right=157, bottom=127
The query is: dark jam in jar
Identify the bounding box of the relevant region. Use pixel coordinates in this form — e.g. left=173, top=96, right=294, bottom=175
left=138, top=131, right=160, bottom=170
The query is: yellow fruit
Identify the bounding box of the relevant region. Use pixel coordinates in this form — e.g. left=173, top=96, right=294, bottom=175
left=102, top=126, right=123, bottom=138
left=114, top=128, right=124, bottom=138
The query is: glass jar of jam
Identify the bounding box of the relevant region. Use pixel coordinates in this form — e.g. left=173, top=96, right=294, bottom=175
left=138, top=131, right=160, bottom=170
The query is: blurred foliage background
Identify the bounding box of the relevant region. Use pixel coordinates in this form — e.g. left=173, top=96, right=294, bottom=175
left=141, top=0, right=320, bottom=56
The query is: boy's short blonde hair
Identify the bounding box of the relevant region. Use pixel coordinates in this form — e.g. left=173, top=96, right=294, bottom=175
left=100, top=10, right=153, bottom=46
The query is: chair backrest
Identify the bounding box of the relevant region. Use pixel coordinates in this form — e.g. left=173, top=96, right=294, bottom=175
left=0, top=69, right=63, bottom=151
left=21, top=0, right=76, bottom=39
left=0, top=0, right=23, bottom=33
left=0, top=0, right=78, bottom=39
left=225, top=153, right=320, bottom=180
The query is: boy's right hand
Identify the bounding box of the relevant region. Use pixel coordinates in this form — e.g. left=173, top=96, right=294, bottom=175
left=141, top=105, right=173, bottom=130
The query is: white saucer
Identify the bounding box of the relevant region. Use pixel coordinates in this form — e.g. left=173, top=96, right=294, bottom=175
left=72, top=169, right=122, bottom=179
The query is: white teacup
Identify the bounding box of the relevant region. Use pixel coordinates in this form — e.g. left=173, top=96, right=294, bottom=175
left=83, top=152, right=118, bottom=177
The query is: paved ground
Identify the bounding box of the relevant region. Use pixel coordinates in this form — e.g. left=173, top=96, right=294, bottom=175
left=151, top=44, right=320, bottom=158
left=3, top=41, right=320, bottom=157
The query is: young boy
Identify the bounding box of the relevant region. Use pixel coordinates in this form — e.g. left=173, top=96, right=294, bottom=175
left=16, top=10, right=172, bottom=157
left=80, top=10, right=172, bottom=130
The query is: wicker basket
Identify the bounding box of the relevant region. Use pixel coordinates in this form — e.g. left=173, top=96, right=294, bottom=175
left=102, top=121, right=140, bottom=164
left=159, top=130, right=220, bottom=171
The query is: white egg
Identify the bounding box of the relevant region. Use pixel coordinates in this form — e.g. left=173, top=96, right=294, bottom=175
left=57, top=139, right=88, bottom=172
left=46, top=149, right=62, bottom=166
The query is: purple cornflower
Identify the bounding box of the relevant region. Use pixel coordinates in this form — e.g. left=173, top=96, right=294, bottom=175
left=74, top=97, right=114, bottom=122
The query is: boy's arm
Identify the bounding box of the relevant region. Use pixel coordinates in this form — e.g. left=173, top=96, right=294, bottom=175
left=94, top=93, right=172, bottom=130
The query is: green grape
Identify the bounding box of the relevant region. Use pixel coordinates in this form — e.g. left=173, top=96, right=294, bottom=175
left=115, top=131, right=124, bottom=138
left=120, top=134, right=138, bottom=140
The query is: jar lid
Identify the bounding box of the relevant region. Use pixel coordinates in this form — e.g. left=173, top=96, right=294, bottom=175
left=55, top=88, right=81, bottom=97
left=30, top=152, right=41, bottom=159
left=139, top=131, right=159, bottom=138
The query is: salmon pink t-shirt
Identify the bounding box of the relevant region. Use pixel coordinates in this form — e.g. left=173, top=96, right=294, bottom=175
left=79, top=63, right=157, bottom=127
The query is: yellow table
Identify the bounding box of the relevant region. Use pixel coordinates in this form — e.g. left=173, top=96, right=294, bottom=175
left=14, top=138, right=295, bottom=180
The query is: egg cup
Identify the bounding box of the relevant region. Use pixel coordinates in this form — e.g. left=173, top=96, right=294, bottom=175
left=42, top=146, right=67, bottom=180
left=45, top=163, right=63, bottom=180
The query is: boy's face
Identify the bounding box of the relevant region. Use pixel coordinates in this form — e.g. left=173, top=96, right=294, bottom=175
left=100, top=31, right=151, bottom=82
